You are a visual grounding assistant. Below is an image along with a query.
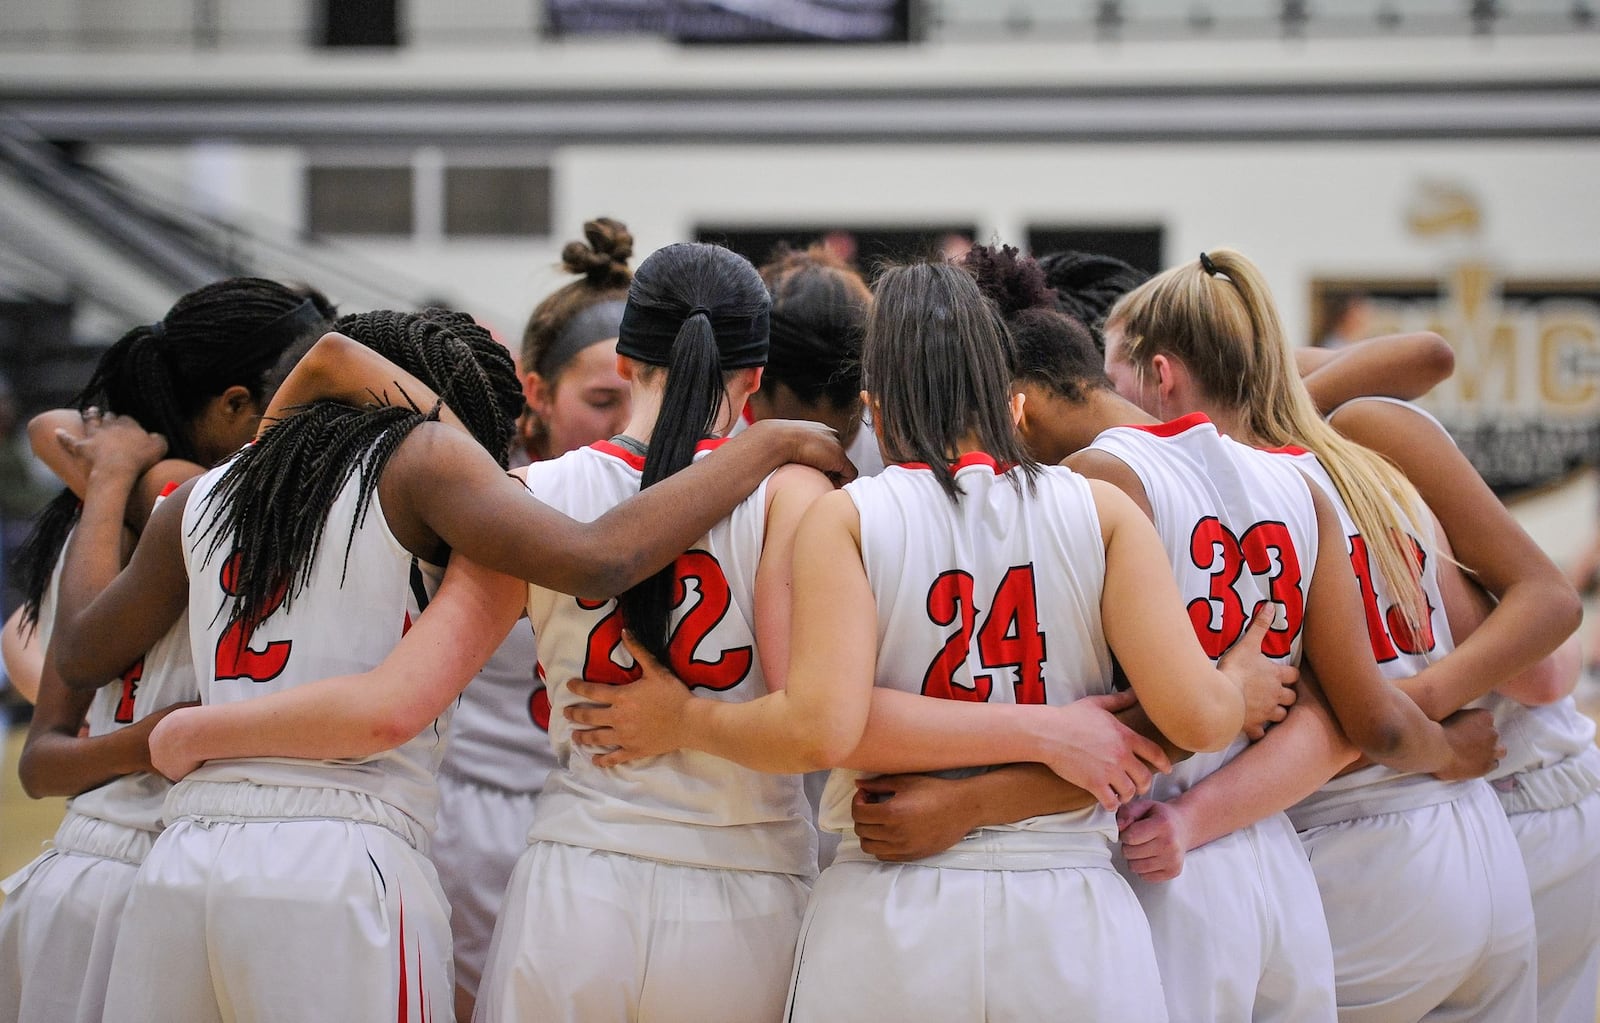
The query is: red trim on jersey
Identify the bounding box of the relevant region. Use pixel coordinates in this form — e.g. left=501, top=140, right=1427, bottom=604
left=895, top=451, right=1009, bottom=474
left=157, top=480, right=180, bottom=498
left=590, top=436, right=732, bottom=471
left=740, top=404, right=754, bottom=425
left=1259, top=444, right=1310, bottom=456
left=396, top=892, right=408, bottom=1022
left=1122, top=411, right=1212, bottom=438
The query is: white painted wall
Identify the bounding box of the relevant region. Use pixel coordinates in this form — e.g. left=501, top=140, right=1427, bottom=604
left=87, top=137, right=1600, bottom=343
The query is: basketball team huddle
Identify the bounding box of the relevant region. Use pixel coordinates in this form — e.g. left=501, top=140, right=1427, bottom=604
left=0, top=219, right=1596, bottom=1023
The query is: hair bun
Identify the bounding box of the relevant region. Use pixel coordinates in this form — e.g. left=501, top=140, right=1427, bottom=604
left=561, top=217, right=634, bottom=285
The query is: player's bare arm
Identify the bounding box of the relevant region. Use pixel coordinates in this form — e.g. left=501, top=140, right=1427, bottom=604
left=1297, top=479, right=1498, bottom=777
left=148, top=553, right=524, bottom=780
left=1297, top=331, right=1454, bottom=413
left=260, top=331, right=466, bottom=436
left=1329, top=398, right=1582, bottom=710
left=34, top=407, right=202, bottom=529
left=390, top=417, right=851, bottom=602
left=52, top=477, right=192, bottom=691
left=19, top=652, right=194, bottom=798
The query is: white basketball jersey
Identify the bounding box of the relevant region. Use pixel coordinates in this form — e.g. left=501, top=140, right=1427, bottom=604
left=523, top=439, right=816, bottom=877
left=35, top=521, right=197, bottom=834
left=1089, top=413, right=1320, bottom=799
left=1285, top=443, right=1467, bottom=829
left=438, top=623, right=556, bottom=796
left=179, top=456, right=445, bottom=833
left=819, top=454, right=1118, bottom=854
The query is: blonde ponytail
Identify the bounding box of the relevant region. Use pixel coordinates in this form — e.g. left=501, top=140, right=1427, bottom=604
left=1108, top=249, right=1433, bottom=633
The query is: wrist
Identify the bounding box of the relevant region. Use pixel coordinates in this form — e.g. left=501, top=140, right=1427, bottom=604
left=86, top=463, right=142, bottom=492
left=677, top=694, right=713, bottom=754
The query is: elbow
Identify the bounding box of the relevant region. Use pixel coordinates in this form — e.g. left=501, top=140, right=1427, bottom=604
left=53, top=650, right=108, bottom=694
left=789, top=718, right=861, bottom=773
left=366, top=713, right=426, bottom=756
left=577, top=552, right=638, bottom=604
left=1417, top=332, right=1455, bottom=386
left=1350, top=717, right=1407, bottom=764
left=1550, top=582, right=1584, bottom=643
left=16, top=751, right=47, bottom=800
left=1164, top=697, right=1242, bottom=754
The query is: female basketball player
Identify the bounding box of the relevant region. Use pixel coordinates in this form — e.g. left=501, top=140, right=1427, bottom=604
left=464, top=241, right=840, bottom=1022
left=0, top=278, right=335, bottom=1023
left=48, top=306, right=849, bottom=1023
left=1102, top=251, right=1544, bottom=1022
left=1321, top=395, right=1597, bottom=1023
left=567, top=260, right=1308, bottom=1022
left=437, top=217, right=632, bottom=1021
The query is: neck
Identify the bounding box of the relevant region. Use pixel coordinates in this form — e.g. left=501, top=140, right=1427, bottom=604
left=620, top=385, right=744, bottom=447
left=1190, top=400, right=1264, bottom=447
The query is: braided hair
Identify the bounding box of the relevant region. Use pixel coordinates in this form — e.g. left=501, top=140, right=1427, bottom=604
left=12, top=277, right=334, bottom=631
left=1035, top=250, right=1151, bottom=349
left=197, top=308, right=522, bottom=631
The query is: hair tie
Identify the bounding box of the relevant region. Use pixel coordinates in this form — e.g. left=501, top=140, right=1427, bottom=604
left=1198, top=252, right=1219, bottom=276
left=687, top=306, right=712, bottom=321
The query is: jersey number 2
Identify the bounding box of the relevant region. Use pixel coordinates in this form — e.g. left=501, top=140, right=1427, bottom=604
left=579, top=550, right=753, bottom=692
left=214, top=552, right=292, bottom=684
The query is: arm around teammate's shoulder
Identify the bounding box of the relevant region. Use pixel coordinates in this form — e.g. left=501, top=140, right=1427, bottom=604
left=399, top=418, right=850, bottom=602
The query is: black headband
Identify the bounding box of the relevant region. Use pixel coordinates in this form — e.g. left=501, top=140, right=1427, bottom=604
left=616, top=301, right=769, bottom=370
left=765, top=309, right=858, bottom=397
left=536, top=299, right=627, bottom=379
left=250, top=298, right=329, bottom=348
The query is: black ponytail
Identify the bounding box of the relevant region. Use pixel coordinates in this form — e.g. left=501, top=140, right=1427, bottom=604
left=620, top=316, right=727, bottom=660
left=12, top=278, right=334, bottom=631
left=610, top=243, right=770, bottom=664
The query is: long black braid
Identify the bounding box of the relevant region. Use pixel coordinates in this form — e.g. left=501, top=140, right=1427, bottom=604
left=11, top=277, right=334, bottom=631
left=196, top=308, right=522, bottom=631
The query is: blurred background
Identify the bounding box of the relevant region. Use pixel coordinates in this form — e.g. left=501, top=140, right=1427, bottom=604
left=1, top=0, right=1598, bottom=915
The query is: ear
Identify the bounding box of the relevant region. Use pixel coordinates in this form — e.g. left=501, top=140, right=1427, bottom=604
left=861, top=389, right=885, bottom=439
left=1150, top=353, right=1179, bottom=404
left=614, top=354, right=640, bottom=383
left=1010, top=390, right=1027, bottom=430
left=521, top=371, right=549, bottom=414
left=221, top=384, right=260, bottom=420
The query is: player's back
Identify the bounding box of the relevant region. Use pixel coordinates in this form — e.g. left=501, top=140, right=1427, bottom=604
left=178, top=454, right=444, bottom=833
left=35, top=532, right=195, bottom=835
left=823, top=453, right=1117, bottom=863
left=524, top=439, right=815, bottom=877
left=1089, top=412, right=1319, bottom=798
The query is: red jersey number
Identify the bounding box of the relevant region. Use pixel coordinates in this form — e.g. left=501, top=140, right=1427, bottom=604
left=113, top=658, right=144, bottom=724
left=1347, top=534, right=1437, bottom=663
left=1187, top=517, right=1304, bottom=659
left=579, top=550, right=753, bottom=692
left=214, top=552, right=292, bottom=684
left=921, top=565, right=1048, bottom=704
